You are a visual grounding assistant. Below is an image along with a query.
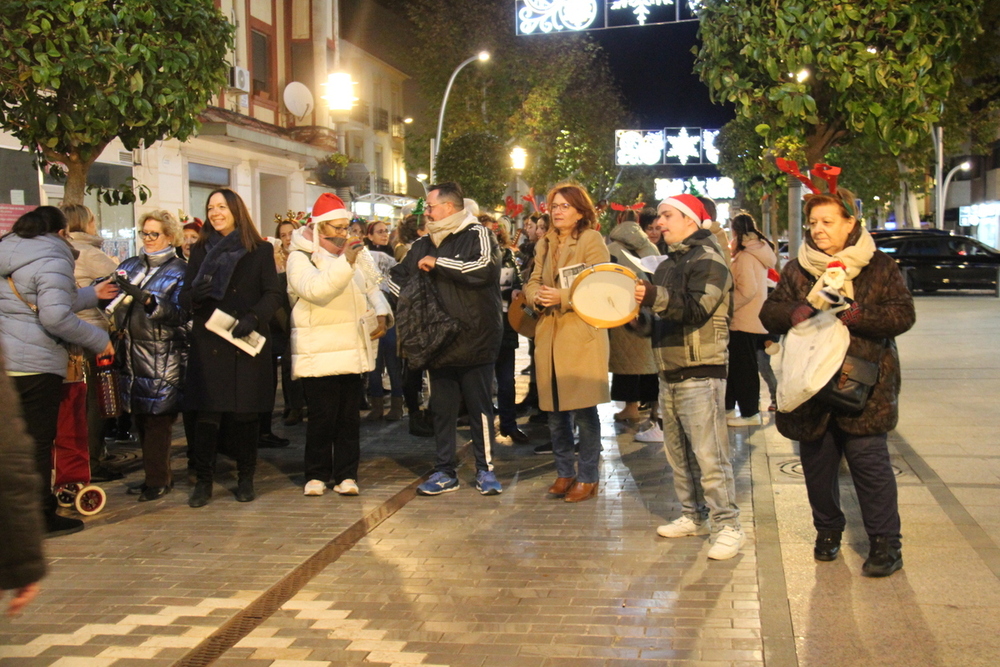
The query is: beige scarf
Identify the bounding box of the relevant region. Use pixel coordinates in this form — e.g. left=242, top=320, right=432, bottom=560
left=425, top=209, right=476, bottom=247
left=798, top=227, right=876, bottom=309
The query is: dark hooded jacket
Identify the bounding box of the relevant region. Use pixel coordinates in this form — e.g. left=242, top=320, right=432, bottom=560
left=760, top=242, right=915, bottom=442
left=112, top=251, right=189, bottom=415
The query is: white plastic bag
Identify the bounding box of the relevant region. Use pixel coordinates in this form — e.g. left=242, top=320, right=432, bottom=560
left=772, top=310, right=850, bottom=413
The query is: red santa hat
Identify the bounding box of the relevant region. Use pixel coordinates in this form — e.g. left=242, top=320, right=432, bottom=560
left=657, top=194, right=712, bottom=229
left=311, top=193, right=350, bottom=224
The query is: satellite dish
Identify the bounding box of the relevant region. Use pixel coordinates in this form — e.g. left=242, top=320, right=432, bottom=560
left=283, top=82, right=314, bottom=119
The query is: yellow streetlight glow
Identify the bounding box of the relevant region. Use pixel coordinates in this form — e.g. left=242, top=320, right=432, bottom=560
left=323, top=72, right=357, bottom=111
left=510, top=146, right=527, bottom=171
left=478, top=51, right=490, bottom=62
left=403, top=117, right=413, bottom=124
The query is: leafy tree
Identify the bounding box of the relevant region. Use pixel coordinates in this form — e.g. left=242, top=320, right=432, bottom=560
left=434, top=131, right=507, bottom=207
left=695, top=0, right=981, bottom=166
left=0, top=0, right=234, bottom=205
left=390, top=0, right=629, bottom=206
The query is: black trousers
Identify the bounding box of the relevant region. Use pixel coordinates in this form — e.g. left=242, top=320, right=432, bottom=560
left=190, top=411, right=258, bottom=483
left=428, top=363, right=496, bottom=476
left=799, top=425, right=901, bottom=548
left=725, top=330, right=760, bottom=417
left=13, top=373, right=64, bottom=502
left=402, top=360, right=424, bottom=414
left=302, top=374, right=362, bottom=483
left=494, top=346, right=517, bottom=432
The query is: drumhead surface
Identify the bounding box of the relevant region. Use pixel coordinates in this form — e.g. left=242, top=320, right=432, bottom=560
left=570, top=264, right=640, bottom=328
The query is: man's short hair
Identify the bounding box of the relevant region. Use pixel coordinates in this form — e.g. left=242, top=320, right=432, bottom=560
left=428, top=181, right=464, bottom=208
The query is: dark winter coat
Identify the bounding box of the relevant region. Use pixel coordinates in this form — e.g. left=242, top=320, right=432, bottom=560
left=760, top=249, right=915, bottom=442
left=499, top=246, right=522, bottom=350
left=180, top=235, right=282, bottom=413
left=387, top=224, right=503, bottom=369
left=0, top=343, right=46, bottom=591
left=112, top=253, right=189, bottom=415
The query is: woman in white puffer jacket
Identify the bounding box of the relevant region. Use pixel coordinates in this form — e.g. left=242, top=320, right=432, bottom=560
left=285, top=202, right=391, bottom=498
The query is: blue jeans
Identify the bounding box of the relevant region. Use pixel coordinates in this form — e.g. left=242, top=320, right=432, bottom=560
left=367, top=326, right=403, bottom=398
left=660, top=377, right=740, bottom=529
left=548, top=407, right=602, bottom=484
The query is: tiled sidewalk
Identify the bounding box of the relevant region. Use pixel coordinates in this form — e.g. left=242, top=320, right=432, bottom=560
left=4, top=296, right=1000, bottom=667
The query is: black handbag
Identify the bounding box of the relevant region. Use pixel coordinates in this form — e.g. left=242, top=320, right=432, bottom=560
left=814, top=353, right=880, bottom=413
left=395, top=272, right=463, bottom=370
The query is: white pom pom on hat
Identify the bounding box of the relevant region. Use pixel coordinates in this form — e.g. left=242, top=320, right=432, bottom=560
left=657, top=194, right=713, bottom=229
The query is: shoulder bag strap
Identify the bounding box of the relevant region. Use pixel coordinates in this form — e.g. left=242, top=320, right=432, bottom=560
left=6, top=275, right=38, bottom=314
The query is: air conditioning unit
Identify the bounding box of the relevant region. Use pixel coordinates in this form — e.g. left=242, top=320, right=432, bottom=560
left=229, top=66, right=251, bottom=94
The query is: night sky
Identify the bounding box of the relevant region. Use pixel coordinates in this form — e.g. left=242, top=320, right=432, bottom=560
left=593, top=20, right=733, bottom=130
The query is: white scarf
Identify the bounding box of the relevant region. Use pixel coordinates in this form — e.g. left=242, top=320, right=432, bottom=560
left=425, top=209, right=476, bottom=247
left=798, top=227, right=876, bottom=310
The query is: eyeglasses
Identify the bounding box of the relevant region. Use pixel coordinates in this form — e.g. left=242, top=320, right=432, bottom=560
left=138, top=231, right=161, bottom=240
left=550, top=203, right=574, bottom=212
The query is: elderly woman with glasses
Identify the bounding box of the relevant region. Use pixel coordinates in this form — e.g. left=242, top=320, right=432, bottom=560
left=110, top=210, right=190, bottom=501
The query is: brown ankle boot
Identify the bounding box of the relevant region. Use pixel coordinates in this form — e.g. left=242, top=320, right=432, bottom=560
left=564, top=481, right=598, bottom=503
left=365, top=396, right=384, bottom=421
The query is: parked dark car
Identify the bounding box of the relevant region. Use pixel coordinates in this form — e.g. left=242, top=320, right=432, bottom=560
left=875, top=232, right=1000, bottom=293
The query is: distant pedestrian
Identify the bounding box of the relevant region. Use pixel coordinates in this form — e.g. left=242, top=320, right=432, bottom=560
left=388, top=181, right=504, bottom=496
left=181, top=189, right=282, bottom=507
left=287, top=194, right=390, bottom=498
left=525, top=183, right=610, bottom=503
left=0, top=206, right=118, bottom=538
left=725, top=212, right=776, bottom=426
left=760, top=188, right=915, bottom=577
left=363, top=220, right=403, bottom=422
left=110, top=210, right=189, bottom=502
left=636, top=194, right=744, bottom=560
left=490, top=216, right=528, bottom=444
left=0, top=343, right=46, bottom=616
left=273, top=216, right=305, bottom=428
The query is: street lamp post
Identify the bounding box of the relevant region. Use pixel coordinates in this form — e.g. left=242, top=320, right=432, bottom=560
left=941, top=161, right=972, bottom=228
left=431, top=51, right=490, bottom=182
left=509, top=146, right=527, bottom=227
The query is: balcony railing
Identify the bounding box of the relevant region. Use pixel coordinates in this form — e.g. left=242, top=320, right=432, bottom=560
left=391, top=116, right=406, bottom=139
left=373, top=107, right=390, bottom=133
left=376, top=177, right=392, bottom=194
left=350, top=102, right=370, bottom=125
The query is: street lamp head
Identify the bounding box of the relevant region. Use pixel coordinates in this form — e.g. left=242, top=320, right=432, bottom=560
left=416, top=173, right=428, bottom=182
left=478, top=51, right=490, bottom=62
left=323, top=72, right=357, bottom=112
left=961, top=161, right=972, bottom=171
left=510, top=146, right=527, bottom=172
left=403, top=117, right=413, bottom=124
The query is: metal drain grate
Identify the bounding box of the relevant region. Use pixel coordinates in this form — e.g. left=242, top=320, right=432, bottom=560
left=170, top=476, right=425, bottom=667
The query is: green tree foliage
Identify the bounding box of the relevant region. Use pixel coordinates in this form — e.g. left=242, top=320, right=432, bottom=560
left=0, top=0, right=234, bottom=205
left=391, top=0, right=629, bottom=206
left=433, top=132, right=508, bottom=207
left=695, top=0, right=981, bottom=166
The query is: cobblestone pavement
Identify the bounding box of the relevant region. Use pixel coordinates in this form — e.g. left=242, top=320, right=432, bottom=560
left=2, top=295, right=1000, bottom=667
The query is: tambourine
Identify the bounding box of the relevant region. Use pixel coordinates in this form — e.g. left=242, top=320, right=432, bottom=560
left=569, top=263, right=640, bottom=328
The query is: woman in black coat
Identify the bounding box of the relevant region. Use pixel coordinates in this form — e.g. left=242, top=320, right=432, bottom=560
left=111, top=210, right=189, bottom=502
left=180, top=189, right=281, bottom=507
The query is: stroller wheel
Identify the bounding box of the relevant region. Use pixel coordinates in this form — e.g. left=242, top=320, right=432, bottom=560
left=55, top=483, right=83, bottom=508
left=75, top=485, right=107, bottom=516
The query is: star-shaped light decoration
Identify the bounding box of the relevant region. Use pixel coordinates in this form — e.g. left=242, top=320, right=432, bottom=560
left=665, top=128, right=702, bottom=164
left=609, top=0, right=674, bottom=25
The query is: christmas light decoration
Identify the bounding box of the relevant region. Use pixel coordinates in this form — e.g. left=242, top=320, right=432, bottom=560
left=701, top=129, right=720, bottom=164
left=665, top=127, right=702, bottom=164
left=610, top=0, right=674, bottom=25
left=654, top=177, right=736, bottom=201
left=517, top=0, right=599, bottom=34
left=615, top=130, right=665, bottom=166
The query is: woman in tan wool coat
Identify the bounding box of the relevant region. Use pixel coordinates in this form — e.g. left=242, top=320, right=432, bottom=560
left=525, top=183, right=609, bottom=503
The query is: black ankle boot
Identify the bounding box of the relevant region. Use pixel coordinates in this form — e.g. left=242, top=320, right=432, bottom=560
left=235, top=476, right=255, bottom=502
left=814, top=530, right=842, bottom=561
left=189, top=481, right=212, bottom=508
left=862, top=535, right=903, bottom=577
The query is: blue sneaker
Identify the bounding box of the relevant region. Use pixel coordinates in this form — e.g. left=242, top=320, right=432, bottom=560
left=475, top=470, right=503, bottom=496
left=417, top=471, right=459, bottom=496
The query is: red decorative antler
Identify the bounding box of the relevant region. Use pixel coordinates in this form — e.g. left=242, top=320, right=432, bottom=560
left=775, top=157, right=821, bottom=194
left=810, top=163, right=841, bottom=195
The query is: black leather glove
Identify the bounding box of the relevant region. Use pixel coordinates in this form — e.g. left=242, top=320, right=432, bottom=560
left=190, top=277, right=214, bottom=304
left=231, top=312, right=258, bottom=338
left=114, top=274, right=145, bottom=302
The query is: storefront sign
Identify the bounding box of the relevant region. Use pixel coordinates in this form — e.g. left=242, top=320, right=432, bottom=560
left=0, top=204, right=36, bottom=234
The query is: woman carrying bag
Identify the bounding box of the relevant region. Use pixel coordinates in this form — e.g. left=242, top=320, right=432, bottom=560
left=761, top=186, right=914, bottom=577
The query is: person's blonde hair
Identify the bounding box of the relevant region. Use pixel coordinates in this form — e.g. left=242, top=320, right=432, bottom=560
left=61, top=204, right=94, bottom=234
left=138, top=210, right=182, bottom=247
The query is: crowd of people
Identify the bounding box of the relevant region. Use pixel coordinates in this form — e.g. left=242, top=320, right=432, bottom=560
left=0, top=176, right=914, bottom=618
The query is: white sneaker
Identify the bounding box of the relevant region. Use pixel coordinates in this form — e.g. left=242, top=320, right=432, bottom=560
left=727, top=413, right=761, bottom=427
left=656, top=515, right=710, bottom=538
left=707, top=525, right=746, bottom=560
left=303, top=479, right=326, bottom=496
left=635, top=422, right=664, bottom=443
left=333, top=479, right=360, bottom=496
